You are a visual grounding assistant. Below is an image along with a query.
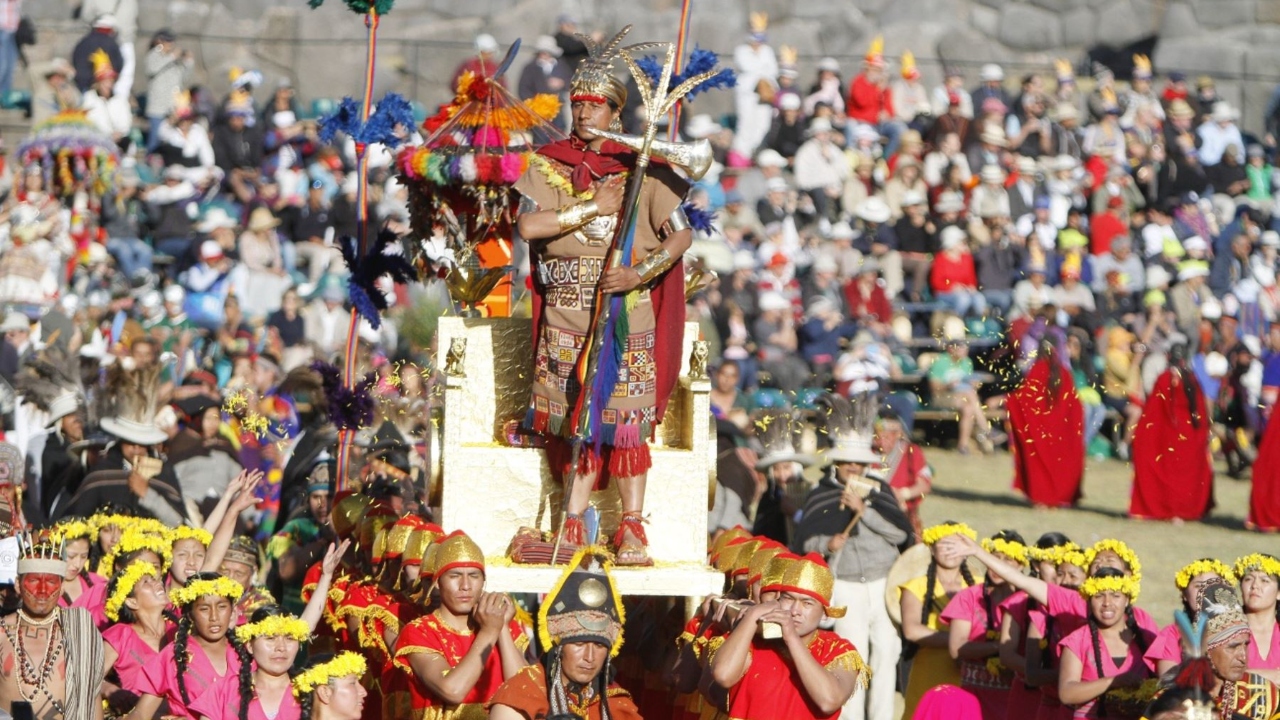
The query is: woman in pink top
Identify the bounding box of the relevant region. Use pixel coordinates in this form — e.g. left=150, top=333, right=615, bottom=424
left=941, top=530, right=1028, bottom=720
left=103, top=561, right=177, bottom=716
left=55, top=521, right=110, bottom=629
left=1144, top=558, right=1236, bottom=676
left=1026, top=548, right=1089, bottom=720
left=1000, top=533, right=1074, bottom=720
left=131, top=572, right=247, bottom=720
left=1057, top=568, right=1156, bottom=719
left=945, top=536, right=1156, bottom=643
left=1235, top=553, right=1280, bottom=683
left=194, top=542, right=345, bottom=720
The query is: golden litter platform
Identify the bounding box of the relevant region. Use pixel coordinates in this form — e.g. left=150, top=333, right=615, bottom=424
left=434, top=316, right=724, bottom=598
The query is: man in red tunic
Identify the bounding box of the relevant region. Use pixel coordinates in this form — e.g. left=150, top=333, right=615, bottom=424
left=514, top=26, right=693, bottom=566
left=488, top=548, right=641, bottom=720
left=710, top=552, right=870, bottom=720
left=391, top=531, right=528, bottom=720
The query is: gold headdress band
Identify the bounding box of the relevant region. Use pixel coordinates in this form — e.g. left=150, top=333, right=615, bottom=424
left=569, top=26, right=630, bottom=109
left=761, top=552, right=847, bottom=618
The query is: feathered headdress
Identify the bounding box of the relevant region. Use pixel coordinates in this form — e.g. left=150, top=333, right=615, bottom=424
left=748, top=11, right=768, bottom=40
left=778, top=45, right=798, bottom=69
left=1054, top=58, right=1075, bottom=85
left=817, top=392, right=880, bottom=465
left=753, top=409, right=814, bottom=471
left=14, top=346, right=83, bottom=427
left=89, top=49, right=116, bottom=81
left=99, top=364, right=167, bottom=445
left=901, top=50, right=919, bottom=80
left=570, top=26, right=631, bottom=108
left=865, top=36, right=885, bottom=68
left=1132, top=54, right=1153, bottom=80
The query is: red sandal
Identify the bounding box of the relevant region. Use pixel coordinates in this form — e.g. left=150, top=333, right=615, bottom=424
left=612, top=512, right=654, bottom=567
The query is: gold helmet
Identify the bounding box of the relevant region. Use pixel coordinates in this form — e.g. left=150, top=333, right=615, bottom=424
left=331, top=493, right=375, bottom=541
left=431, top=530, right=485, bottom=578
left=401, top=523, right=446, bottom=571
left=359, top=502, right=399, bottom=562
left=569, top=26, right=630, bottom=108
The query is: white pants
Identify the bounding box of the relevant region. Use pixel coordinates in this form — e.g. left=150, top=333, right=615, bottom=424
left=732, top=94, right=773, bottom=158
left=832, top=577, right=901, bottom=720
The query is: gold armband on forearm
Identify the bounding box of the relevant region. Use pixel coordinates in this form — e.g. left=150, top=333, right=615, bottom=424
left=634, top=248, right=676, bottom=284
left=556, top=201, right=600, bottom=233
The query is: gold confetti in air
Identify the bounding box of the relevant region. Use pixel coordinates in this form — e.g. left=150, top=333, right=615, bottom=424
left=223, top=391, right=249, bottom=414
left=243, top=413, right=269, bottom=439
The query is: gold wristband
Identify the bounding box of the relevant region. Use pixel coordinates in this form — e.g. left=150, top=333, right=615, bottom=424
left=634, top=248, right=675, bottom=284
left=556, top=201, right=599, bottom=233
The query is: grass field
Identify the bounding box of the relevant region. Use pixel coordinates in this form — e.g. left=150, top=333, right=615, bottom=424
left=913, top=449, right=1267, bottom=623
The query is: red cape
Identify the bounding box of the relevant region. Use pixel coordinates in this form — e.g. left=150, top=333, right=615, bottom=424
left=1249, top=413, right=1280, bottom=531
left=1129, top=368, right=1214, bottom=520
left=1007, top=358, right=1084, bottom=507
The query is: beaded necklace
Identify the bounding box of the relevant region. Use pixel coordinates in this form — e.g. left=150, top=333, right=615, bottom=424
left=4, top=611, right=66, bottom=716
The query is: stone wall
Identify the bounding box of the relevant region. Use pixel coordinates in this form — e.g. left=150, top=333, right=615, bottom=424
left=21, top=0, right=1280, bottom=134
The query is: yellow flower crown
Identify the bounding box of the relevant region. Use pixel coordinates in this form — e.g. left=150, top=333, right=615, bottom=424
left=1175, top=559, right=1236, bottom=590
left=1057, top=549, right=1089, bottom=569
left=983, top=538, right=1029, bottom=566
left=101, top=531, right=173, bottom=577
left=169, top=577, right=244, bottom=606
left=1085, top=539, right=1142, bottom=582
left=168, top=526, right=213, bottom=547
left=52, top=520, right=98, bottom=545
left=1079, top=575, right=1141, bottom=602
left=922, top=523, right=977, bottom=546
left=1029, top=542, right=1080, bottom=565
left=1234, top=553, right=1280, bottom=581
left=292, top=652, right=367, bottom=696
left=105, top=561, right=159, bottom=621
left=235, top=615, right=311, bottom=644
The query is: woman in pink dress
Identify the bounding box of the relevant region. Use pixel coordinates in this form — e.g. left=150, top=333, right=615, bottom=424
left=1235, top=553, right=1280, bottom=682
left=193, top=541, right=344, bottom=720
left=1026, top=547, right=1089, bottom=720
left=941, top=530, right=1028, bottom=720
left=54, top=520, right=110, bottom=628
left=132, top=571, right=247, bottom=720
left=1143, top=558, right=1236, bottom=675
left=1000, top=533, right=1073, bottom=720
left=102, top=561, right=176, bottom=716
left=1057, top=568, right=1156, bottom=719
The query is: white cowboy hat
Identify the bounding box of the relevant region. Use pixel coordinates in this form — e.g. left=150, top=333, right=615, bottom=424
left=196, top=208, right=238, bottom=233
left=0, top=312, right=30, bottom=334
left=1210, top=101, right=1238, bottom=123
left=532, top=35, right=562, bottom=57
left=940, top=225, right=967, bottom=250
left=980, top=63, right=1004, bottom=82
left=980, top=164, right=1006, bottom=184
left=935, top=192, right=966, bottom=214
left=46, top=392, right=83, bottom=427
left=979, top=128, right=1007, bottom=147
left=685, top=114, right=722, bottom=140
left=100, top=415, right=169, bottom=446
left=856, top=196, right=892, bottom=224
left=824, top=432, right=881, bottom=465
left=808, top=117, right=834, bottom=134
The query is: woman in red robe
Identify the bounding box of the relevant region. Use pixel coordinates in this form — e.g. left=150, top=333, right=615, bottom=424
left=1129, top=350, right=1214, bottom=520
left=1007, top=340, right=1084, bottom=507
left=1248, top=413, right=1280, bottom=532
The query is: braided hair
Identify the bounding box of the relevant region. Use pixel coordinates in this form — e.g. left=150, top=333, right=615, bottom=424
left=1029, top=532, right=1071, bottom=668
left=296, top=653, right=334, bottom=720
left=174, top=572, right=244, bottom=708
left=235, top=605, right=290, bottom=720
left=1168, top=344, right=1203, bottom=428
left=544, top=644, right=615, bottom=720
left=1084, top=567, right=1149, bottom=682
left=921, top=520, right=978, bottom=626
left=983, top=530, right=1026, bottom=634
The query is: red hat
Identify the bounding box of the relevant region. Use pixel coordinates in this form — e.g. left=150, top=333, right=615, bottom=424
left=768, top=252, right=789, bottom=269
left=1107, top=195, right=1124, bottom=209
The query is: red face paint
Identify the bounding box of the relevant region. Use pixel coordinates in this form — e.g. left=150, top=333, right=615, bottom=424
left=20, top=573, right=62, bottom=609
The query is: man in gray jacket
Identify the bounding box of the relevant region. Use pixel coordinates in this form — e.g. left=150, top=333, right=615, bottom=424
left=795, top=426, right=908, bottom=720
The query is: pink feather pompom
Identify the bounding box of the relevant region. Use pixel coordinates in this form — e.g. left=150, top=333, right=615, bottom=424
left=500, top=153, right=526, bottom=184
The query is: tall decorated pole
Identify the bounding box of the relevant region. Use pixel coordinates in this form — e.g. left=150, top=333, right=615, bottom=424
left=307, top=0, right=417, bottom=492
left=668, top=0, right=695, bottom=141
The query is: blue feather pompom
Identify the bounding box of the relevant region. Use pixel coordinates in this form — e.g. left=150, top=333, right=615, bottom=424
left=682, top=202, right=717, bottom=236
left=637, top=46, right=737, bottom=101
left=319, top=97, right=362, bottom=145
left=319, top=93, right=416, bottom=149
left=339, top=228, right=419, bottom=329
left=309, top=361, right=376, bottom=431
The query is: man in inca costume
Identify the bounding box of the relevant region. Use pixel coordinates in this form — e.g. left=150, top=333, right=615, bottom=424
left=515, top=27, right=692, bottom=566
